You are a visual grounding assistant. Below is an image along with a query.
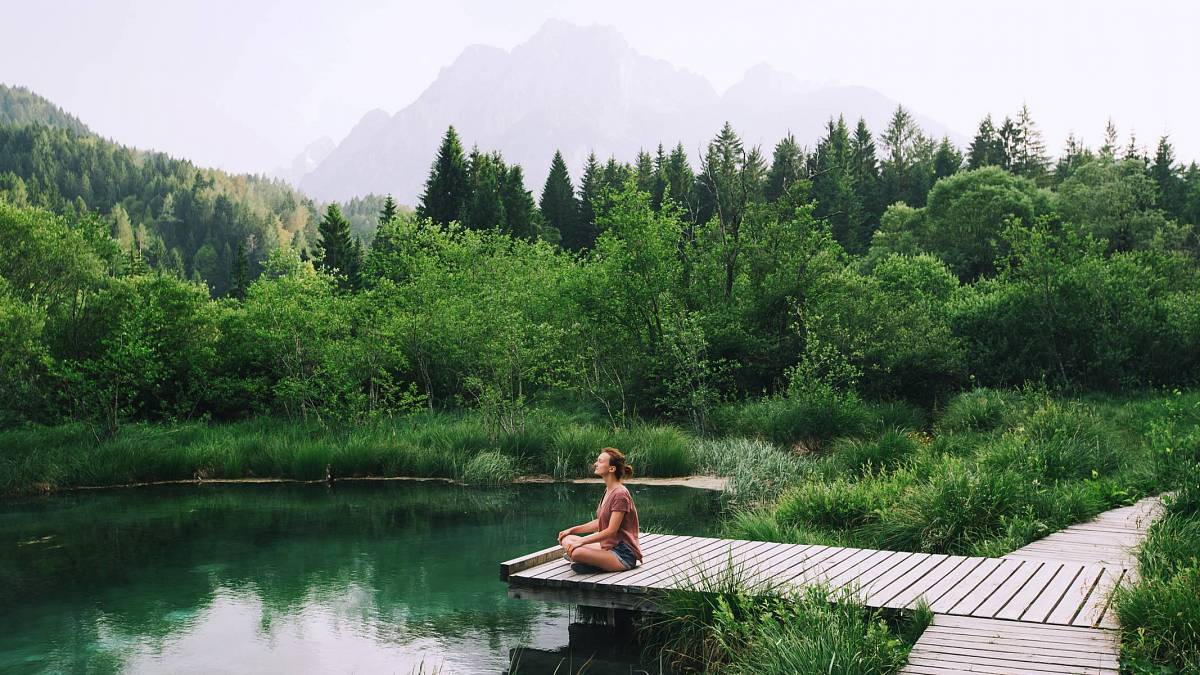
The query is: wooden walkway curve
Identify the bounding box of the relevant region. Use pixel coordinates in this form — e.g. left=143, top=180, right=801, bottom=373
left=501, top=496, right=1164, bottom=674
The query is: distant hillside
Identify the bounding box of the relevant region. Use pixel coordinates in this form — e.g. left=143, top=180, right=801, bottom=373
left=0, top=84, right=90, bottom=134
left=300, top=20, right=960, bottom=203
left=0, top=84, right=335, bottom=295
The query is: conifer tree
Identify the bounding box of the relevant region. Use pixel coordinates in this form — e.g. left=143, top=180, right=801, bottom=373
left=317, top=203, right=359, bottom=289
left=850, top=118, right=881, bottom=224
left=417, top=126, right=470, bottom=226
left=650, top=144, right=669, bottom=210
left=933, top=137, right=963, bottom=180
left=765, top=132, right=805, bottom=203
left=1099, top=119, right=1120, bottom=160
left=378, top=194, right=399, bottom=225
left=812, top=117, right=862, bottom=250
left=463, top=150, right=507, bottom=232
left=879, top=105, right=934, bottom=207
left=501, top=164, right=538, bottom=240
left=1010, top=104, right=1048, bottom=181
left=967, top=115, right=1006, bottom=170
left=570, top=152, right=602, bottom=251
left=1055, top=133, right=1092, bottom=183
left=1151, top=136, right=1185, bottom=218
left=663, top=143, right=695, bottom=218
left=634, top=150, right=655, bottom=195
left=539, top=151, right=577, bottom=245
left=230, top=240, right=249, bottom=299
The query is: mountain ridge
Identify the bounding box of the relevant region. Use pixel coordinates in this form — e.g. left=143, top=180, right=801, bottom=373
left=299, top=20, right=962, bottom=203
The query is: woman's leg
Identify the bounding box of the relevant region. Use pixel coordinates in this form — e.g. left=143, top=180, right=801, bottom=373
left=567, top=543, right=627, bottom=572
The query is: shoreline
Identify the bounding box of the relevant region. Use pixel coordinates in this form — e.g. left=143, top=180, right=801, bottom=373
left=42, top=474, right=727, bottom=494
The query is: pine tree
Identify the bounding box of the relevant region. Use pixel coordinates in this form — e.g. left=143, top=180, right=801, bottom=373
left=463, top=150, right=507, bottom=232
left=1123, top=132, right=1145, bottom=165
left=501, top=164, right=538, bottom=240
left=634, top=150, right=655, bottom=195
left=997, top=116, right=1020, bottom=171
left=317, top=203, right=359, bottom=289
left=417, top=126, right=470, bottom=226
left=230, top=240, right=249, bottom=299
left=812, top=117, right=862, bottom=250
left=879, top=105, right=933, bottom=207
left=663, top=143, right=695, bottom=218
left=850, top=118, right=881, bottom=224
left=650, top=144, right=669, bottom=210
left=933, top=137, right=963, bottom=180
left=1011, top=104, right=1048, bottom=181
left=539, top=150, right=578, bottom=246
left=1099, top=119, right=1120, bottom=160
left=378, top=194, right=399, bottom=226
left=1055, top=132, right=1092, bottom=183
left=570, top=152, right=602, bottom=251
left=765, top=132, right=805, bottom=203
left=967, top=115, right=1006, bottom=170
left=1151, top=136, right=1185, bottom=218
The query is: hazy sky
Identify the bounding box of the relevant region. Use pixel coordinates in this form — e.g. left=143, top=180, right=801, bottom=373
left=4, top=0, right=1197, bottom=176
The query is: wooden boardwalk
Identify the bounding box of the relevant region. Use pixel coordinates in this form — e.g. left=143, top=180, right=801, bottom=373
left=502, top=496, right=1164, bottom=673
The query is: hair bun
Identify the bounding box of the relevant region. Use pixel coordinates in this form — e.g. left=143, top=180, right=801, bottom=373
left=624, top=465, right=634, bottom=477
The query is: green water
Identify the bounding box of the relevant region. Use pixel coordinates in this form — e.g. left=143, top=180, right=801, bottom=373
left=0, top=482, right=719, bottom=674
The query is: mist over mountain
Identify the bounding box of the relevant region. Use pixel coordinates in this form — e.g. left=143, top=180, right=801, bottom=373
left=300, top=20, right=960, bottom=203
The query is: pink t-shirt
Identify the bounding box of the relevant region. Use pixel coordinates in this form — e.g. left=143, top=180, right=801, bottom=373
left=597, top=483, right=642, bottom=561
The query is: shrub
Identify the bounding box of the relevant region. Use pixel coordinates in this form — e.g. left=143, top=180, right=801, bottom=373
left=1117, top=515, right=1200, bottom=671
left=460, top=450, right=516, bottom=484
left=775, top=479, right=891, bottom=531
left=826, top=430, right=920, bottom=476
left=693, top=437, right=806, bottom=505
left=936, top=388, right=1014, bottom=433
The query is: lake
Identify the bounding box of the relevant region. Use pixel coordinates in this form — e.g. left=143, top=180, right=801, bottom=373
left=0, top=481, right=720, bottom=674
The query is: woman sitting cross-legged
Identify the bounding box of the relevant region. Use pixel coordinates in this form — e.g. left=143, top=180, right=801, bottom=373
left=556, top=447, right=642, bottom=573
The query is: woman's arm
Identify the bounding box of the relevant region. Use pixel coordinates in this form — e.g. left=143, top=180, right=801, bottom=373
left=565, top=511, right=624, bottom=551
left=558, top=518, right=600, bottom=543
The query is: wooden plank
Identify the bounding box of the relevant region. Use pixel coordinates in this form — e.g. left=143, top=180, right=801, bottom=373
left=857, top=551, right=935, bottom=604
left=817, top=548, right=890, bottom=587
left=926, top=558, right=1002, bottom=613
left=871, top=554, right=951, bottom=608
left=921, top=627, right=1117, bottom=653
left=910, top=645, right=1116, bottom=673
left=904, top=653, right=1111, bottom=675
left=830, top=549, right=909, bottom=592
left=1045, top=564, right=1105, bottom=625
left=774, top=545, right=861, bottom=588
left=531, top=534, right=703, bottom=587
left=972, top=560, right=1045, bottom=618
left=500, top=544, right=564, bottom=580
left=614, top=535, right=731, bottom=590
left=1073, top=568, right=1126, bottom=628
left=646, top=538, right=780, bottom=591
left=942, top=558, right=1023, bottom=615
left=621, top=536, right=746, bottom=590
left=507, top=583, right=652, bottom=611
left=912, top=636, right=1118, bottom=668
left=993, top=562, right=1062, bottom=621
left=932, top=615, right=1117, bottom=642
left=913, top=557, right=985, bottom=609
left=886, top=556, right=969, bottom=609
left=740, top=543, right=829, bottom=591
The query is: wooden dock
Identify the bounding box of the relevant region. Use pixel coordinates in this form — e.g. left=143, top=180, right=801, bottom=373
left=502, top=496, right=1164, bottom=673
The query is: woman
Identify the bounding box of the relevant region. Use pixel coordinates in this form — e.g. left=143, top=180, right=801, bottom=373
left=557, top=447, right=642, bottom=573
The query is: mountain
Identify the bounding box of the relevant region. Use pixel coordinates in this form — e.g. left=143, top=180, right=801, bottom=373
left=300, top=20, right=962, bottom=203
left=0, top=84, right=90, bottom=135
left=270, top=136, right=336, bottom=187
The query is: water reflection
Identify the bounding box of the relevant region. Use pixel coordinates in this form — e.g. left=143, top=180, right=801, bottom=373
left=0, top=482, right=717, bottom=673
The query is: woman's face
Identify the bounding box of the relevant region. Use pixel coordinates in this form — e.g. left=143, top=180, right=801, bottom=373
left=593, top=452, right=612, bottom=478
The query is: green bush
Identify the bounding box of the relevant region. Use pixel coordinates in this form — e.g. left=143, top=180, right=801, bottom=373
left=775, top=478, right=893, bottom=531
left=826, top=430, right=920, bottom=476
left=1117, top=515, right=1200, bottom=672
left=460, top=450, right=517, bottom=484
left=693, top=437, right=806, bottom=505
left=936, top=388, right=1014, bottom=433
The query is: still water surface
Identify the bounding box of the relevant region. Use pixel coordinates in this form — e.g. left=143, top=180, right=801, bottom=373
left=0, top=482, right=719, bottom=674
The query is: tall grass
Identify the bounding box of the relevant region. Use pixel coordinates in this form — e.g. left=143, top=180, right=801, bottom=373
left=0, top=408, right=703, bottom=494
left=641, top=558, right=924, bottom=674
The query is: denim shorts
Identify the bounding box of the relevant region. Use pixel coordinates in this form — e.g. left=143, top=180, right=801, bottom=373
left=612, top=541, right=637, bottom=570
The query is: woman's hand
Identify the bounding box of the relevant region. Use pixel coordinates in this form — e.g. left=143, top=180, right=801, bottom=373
left=557, top=528, right=572, bottom=544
